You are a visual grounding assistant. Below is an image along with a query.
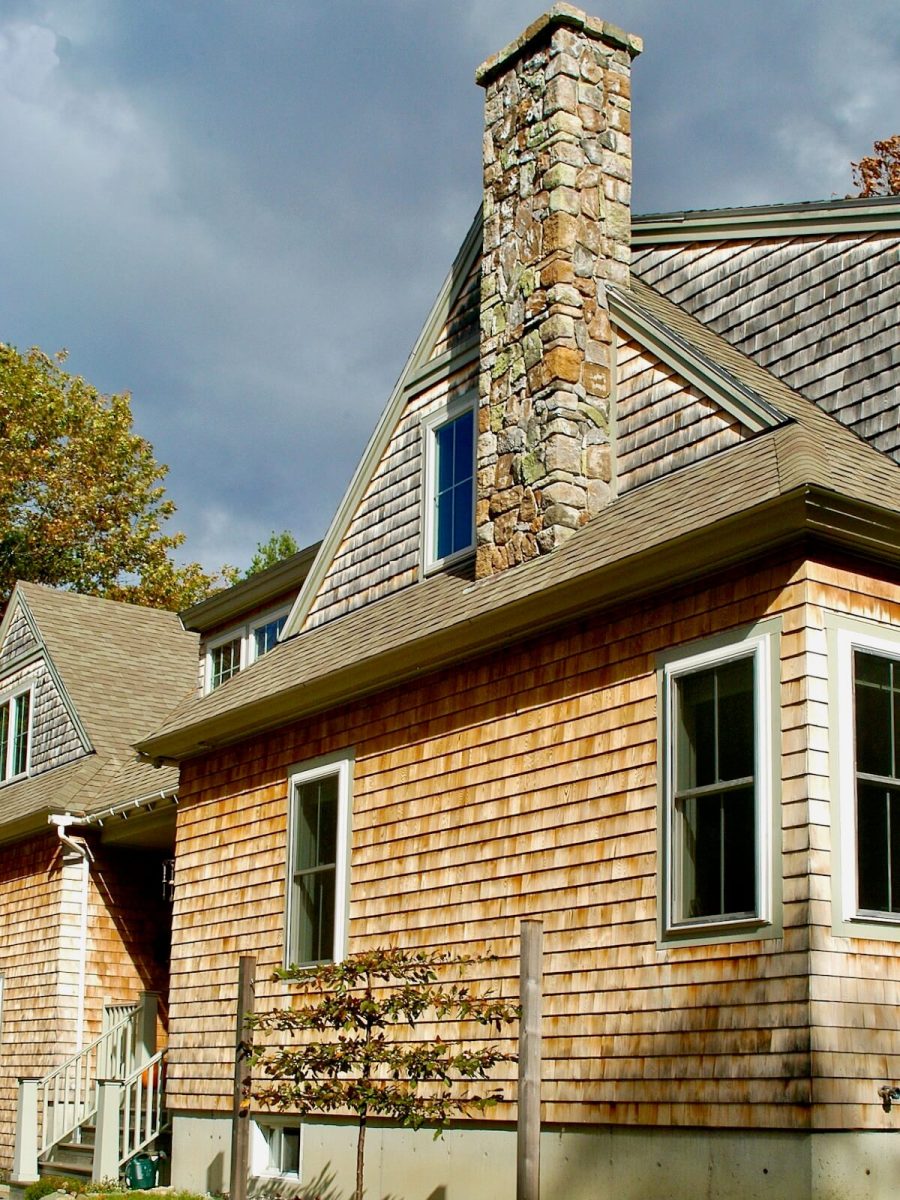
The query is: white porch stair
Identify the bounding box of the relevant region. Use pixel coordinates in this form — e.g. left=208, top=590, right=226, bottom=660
left=11, top=992, right=169, bottom=1191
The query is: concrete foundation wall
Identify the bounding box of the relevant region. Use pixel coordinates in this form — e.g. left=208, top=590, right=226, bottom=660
left=169, top=1113, right=900, bottom=1200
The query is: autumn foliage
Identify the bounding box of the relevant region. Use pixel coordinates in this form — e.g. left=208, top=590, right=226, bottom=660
left=0, top=344, right=225, bottom=609
left=852, top=135, right=900, bottom=197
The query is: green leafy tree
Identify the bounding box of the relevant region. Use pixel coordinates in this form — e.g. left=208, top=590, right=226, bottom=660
left=251, top=947, right=519, bottom=1200
left=245, top=530, right=300, bottom=578
left=852, top=135, right=900, bottom=197
left=0, top=344, right=227, bottom=608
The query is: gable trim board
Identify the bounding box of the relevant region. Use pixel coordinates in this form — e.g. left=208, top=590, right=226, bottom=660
left=609, top=286, right=786, bottom=435
left=0, top=588, right=93, bottom=757
left=632, top=195, right=900, bottom=246
left=282, top=212, right=483, bottom=641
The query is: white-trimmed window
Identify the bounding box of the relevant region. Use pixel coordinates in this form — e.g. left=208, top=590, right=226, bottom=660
left=204, top=608, right=289, bottom=692
left=660, top=627, right=777, bottom=936
left=0, top=685, right=32, bottom=784
left=422, top=394, right=476, bottom=570
left=252, top=612, right=287, bottom=659
left=831, top=619, right=900, bottom=929
left=208, top=632, right=244, bottom=691
left=251, top=1119, right=302, bottom=1179
left=286, top=750, right=352, bottom=966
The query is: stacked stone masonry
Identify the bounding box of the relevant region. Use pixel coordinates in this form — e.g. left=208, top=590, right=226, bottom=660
left=475, top=6, right=641, bottom=577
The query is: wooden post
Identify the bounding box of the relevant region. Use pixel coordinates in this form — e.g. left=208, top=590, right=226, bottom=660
left=517, top=919, right=542, bottom=1200
left=11, top=1078, right=40, bottom=1183
left=230, top=955, right=256, bottom=1200
left=138, top=991, right=159, bottom=1064
left=93, top=1080, right=123, bottom=1181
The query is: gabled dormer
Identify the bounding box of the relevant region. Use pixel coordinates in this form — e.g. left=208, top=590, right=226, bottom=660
left=0, top=584, right=92, bottom=789
left=0, top=581, right=198, bottom=840
left=180, top=542, right=319, bottom=693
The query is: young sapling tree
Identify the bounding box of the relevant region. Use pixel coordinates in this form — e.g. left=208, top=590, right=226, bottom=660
left=250, top=947, right=519, bottom=1200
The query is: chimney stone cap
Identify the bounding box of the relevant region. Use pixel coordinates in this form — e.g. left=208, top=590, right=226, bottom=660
left=475, top=4, right=642, bottom=88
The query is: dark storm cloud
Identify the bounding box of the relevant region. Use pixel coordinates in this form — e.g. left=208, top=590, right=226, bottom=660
left=0, top=1, right=896, bottom=570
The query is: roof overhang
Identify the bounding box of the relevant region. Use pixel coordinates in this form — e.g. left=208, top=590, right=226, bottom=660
left=138, top=485, right=900, bottom=763
left=633, top=195, right=900, bottom=245
left=180, top=542, right=321, bottom=633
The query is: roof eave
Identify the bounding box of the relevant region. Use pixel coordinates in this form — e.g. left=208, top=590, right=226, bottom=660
left=632, top=195, right=900, bottom=245
left=138, top=485, right=898, bottom=762
left=180, top=542, right=321, bottom=632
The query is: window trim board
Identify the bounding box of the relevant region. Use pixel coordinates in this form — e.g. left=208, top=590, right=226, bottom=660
left=284, top=748, right=354, bottom=969
left=828, top=613, right=900, bottom=938
left=0, top=681, right=35, bottom=785
left=420, top=391, right=477, bottom=575
left=657, top=619, right=782, bottom=945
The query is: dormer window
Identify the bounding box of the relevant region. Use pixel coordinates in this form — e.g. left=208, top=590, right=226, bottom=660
left=209, top=634, right=243, bottom=691
left=423, top=395, right=475, bottom=571
left=205, top=609, right=289, bottom=692
left=0, top=686, right=32, bottom=783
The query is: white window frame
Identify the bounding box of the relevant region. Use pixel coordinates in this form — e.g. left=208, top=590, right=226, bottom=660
left=251, top=1118, right=302, bottom=1179
left=421, top=392, right=477, bottom=574
left=205, top=627, right=247, bottom=693
left=285, top=749, right=353, bottom=968
left=830, top=615, right=900, bottom=937
left=248, top=606, right=290, bottom=664
left=203, top=606, right=291, bottom=693
left=0, top=682, right=34, bottom=785
left=658, top=623, right=780, bottom=942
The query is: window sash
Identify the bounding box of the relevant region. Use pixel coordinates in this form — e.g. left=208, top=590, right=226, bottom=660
left=252, top=614, right=287, bottom=660
left=854, top=649, right=900, bottom=915
left=663, top=635, right=772, bottom=934
left=210, top=636, right=242, bottom=689
left=423, top=399, right=476, bottom=570
left=0, top=691, right=30, bottom=783
left=433, top=409, right=475, bottom=562
left=286, top=757, right=350, bottom=967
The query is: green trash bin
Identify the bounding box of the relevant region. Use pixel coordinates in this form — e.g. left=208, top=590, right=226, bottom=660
left=125, top=1152, right=158, bottom=1190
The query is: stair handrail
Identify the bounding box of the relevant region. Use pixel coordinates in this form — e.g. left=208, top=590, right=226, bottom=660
left=92, top=1049, right=168, bottom=1180
left=37, top=1003, right=140, bottom=1156
left=118, top=1047, right=167, bottom=1168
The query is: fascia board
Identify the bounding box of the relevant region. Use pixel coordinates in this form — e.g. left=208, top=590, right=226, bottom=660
left=140, top=485, right=899, bottom=762
left=180, top=541, right=321, bottom=633
left=282, top=211, right=484, bottom=641
left=0, top=585, right=28, bottom=651
left=0, top=806, right=57, bottom=847
left=632, top=197, right=900, bottom=245
left=608, top=286, right=786, bottom=433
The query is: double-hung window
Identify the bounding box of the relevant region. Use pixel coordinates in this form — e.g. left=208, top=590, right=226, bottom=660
left=854, top=650, right=900, bottom=914
left=0, top=686, right=32, bottom=783
left=423, top=396, right=475, bottom=570
left=286, top=751, right=352, bottom=966
left=660, top=627, right=777, bottom=936
left=830, top=618, right=900, bottom=931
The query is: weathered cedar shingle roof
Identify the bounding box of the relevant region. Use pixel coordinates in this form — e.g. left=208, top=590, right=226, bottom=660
left=0, top=583, right=197, bottom=830
left=138, top=275, right=900, bottom=762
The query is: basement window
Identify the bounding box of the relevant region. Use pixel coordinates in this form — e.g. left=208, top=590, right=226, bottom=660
left=252, top=1120, right=302, bottom=1178
left=659, top=624, right=779, bottom=940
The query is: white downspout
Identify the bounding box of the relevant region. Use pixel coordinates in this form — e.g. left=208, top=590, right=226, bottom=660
left=49, top=815, right=93, bottom=1052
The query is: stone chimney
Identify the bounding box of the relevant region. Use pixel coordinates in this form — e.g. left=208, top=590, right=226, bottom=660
left=475, top=5, right=641, bottom=578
